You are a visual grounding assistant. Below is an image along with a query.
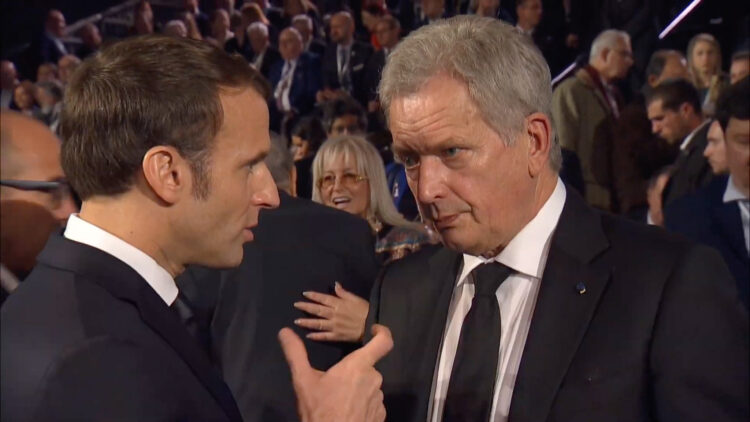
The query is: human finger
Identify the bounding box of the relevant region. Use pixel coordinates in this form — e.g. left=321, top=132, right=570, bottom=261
left=305, top=331, right=341, bottom=342
left=294, top=317, right=333, bottom=331
left=334, top=282, right=362, bottom=301
left=301, top=291, right=339, bottom=307
left=278, top=327, right=313, bottom=381
left=294, top=301, right=334, bottom=318
left=343, top=324, right=393, bottom=367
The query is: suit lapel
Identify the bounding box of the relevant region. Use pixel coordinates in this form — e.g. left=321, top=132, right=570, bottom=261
left=38, top=235, right=243, bottom=422
left=711, top=200, right=747, bottom=262
left=509, top=190, right=611, bottom=422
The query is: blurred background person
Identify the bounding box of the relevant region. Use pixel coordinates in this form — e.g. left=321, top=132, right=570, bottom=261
left=318, top=12, right=373, bottom=106
left=730, top=50, right=750, bottom=85
left=130, top=0, right=155, bottom=35
left=247, top=22, right=280, bottom=79
left=225, top=3, right=270, bottom=60
left=33, top=80, right=63, bottom=132
left=292, top=14, right=326, bottom=57
left=57, top=54, right=81, bottom=87
left=703, top=119, right=730, bottom=175
left=291, top=116, right=328, bottom=199
left=75, top=23, right=102, bottom=59
left=163, top=20, right=188, bottom=38
left=207, top=8, right=233, bottom=48
left=13, top=81, right=38, bottom=117
left=0, top=111, right=77, bottom=304
left=36, top=62, right=58, bottom=83
left=1, top=61, right=19, bottom=109
left=687, top=33, right=728, bottom=116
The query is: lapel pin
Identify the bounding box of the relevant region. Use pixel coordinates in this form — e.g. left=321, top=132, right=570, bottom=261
left=576, top=282, right=587, bottom=295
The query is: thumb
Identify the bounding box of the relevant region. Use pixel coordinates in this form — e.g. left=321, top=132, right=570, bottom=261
left=279, top=327, right=313, bottom=383
left=342, top=324, right=393, bottom=367
left=334, top=281, right=359, bottom=300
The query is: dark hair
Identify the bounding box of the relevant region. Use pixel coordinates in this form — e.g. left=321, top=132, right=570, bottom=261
left=716, top=76, right=749, bottom=131
left=35, top=80, right=63, bottom=101
left=291, top=116, right=327, bottom=152
left=322, top=96, right=367, bottom=133
left=645, top=49, right=683, bottom=80
left=60, top=34, right=270, bottom=200
left=731, top=50, right=749, bottom=63
left=647, top=78, right=701, bottom=115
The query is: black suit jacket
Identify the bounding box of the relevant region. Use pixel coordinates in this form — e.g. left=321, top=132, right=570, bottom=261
left=367, top=188, right=748, bottom=422
left=364, top=49, right=386, bottom=103
left=665, top=175, right=749, bottom=309
left=178, top=192, right=380, bottom=422
left=269, top=52, right=322, bottom=117
left=1, top=234, right=242, bottom=422
left=321, top=41, right=374, bottom=105
left=663, top=122, right=713, bottom=207
left=252, top=47, right=282, bottom=81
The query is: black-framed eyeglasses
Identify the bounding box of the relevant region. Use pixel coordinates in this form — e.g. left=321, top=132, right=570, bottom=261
left=1, top=179, right=72, bottom=208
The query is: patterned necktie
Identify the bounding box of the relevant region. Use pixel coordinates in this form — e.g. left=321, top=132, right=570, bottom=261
left=443, top=262, right=513, bottom=422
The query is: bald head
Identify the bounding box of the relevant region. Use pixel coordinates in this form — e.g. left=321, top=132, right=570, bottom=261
left=1, top=111, right=77, bottom=276
left=279, top=27, right=303, bottom=60
left=329, top=12, right=354, bottom=44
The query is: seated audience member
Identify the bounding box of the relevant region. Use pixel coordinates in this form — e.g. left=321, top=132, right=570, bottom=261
left=552, top=29, right=633, bottom=211
left=57, top=54, right=81, bottom=87
left=207, top=9, right=234, bottom=48
left=515, top=0, right=563, bottom=76
left=322, top=96, right=368, bottom=138
left=318, top=12, right=374, bottom=106
left=0, top=111, right=77, bottom=304
left=1, top=61, right=19, bottom=109
left=177, top=132, right=380, bottom=422
left=611, top=49, right=688, bottom=216
left=35, top=10, right=69, bottom=69
left=270, top=27, right=322, bottom=129
left=280, top=0, right=321, bottom=31
left=473, top=0, right=513, bottom=22
left=364, top=15, right=401, bottom=115
left=179, top=11, right=204, bottom=40
left=312, top=135, right=435, bottom=264
left=36, top=62, right=58, bottom=83
left=131, top=0, right=156, bottom=35
left=215, top=0, right=236, bottom=15
left=291, top=116, right=327, bottom=199
left=33, top=81, right=64, bottom=131
left=247, top=22, right=280, bottom=79
left=13, top=81, right=38, bottom=117
left=703, top=119, right=729, bottom=175
left=361, top=4, right=388, bottom=49
left=369, top=16, right=748, bottom=422
left=687, top=33, right=729, bottom=116
left=647, top=79, right=713, bottom=207
left=183, top=0, right=210, bottom=36
left=76, top=23, right=103, bottom=59
left=646, top=166, right=673, bottom=226
left=1, top=35, right=390, bottom=422
left=292, top=14, right=326, bottom=57
left=730, top=50, right=750, bottom=85
left=413, top=0, right=448, bottom=30
left=225, top=3, right=269, bottom=61
left=164, top=20, right=189, bottom=37
left=665, top=77, right=749, bottom=309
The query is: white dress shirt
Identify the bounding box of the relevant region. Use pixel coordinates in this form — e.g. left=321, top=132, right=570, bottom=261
left=429, top=178, right=567, bottom=422
left=64, top=214, right=178, bottom=305
left=274, top=59, right=297, bottom=112
left=723, top=176, right=750, bottom=254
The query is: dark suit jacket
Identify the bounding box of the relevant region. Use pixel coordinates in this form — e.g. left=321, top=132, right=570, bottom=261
left=178, top=192, right=380, bottom=422
left=665, top=175, right=750, bottom=309
left=364, top=49, right=386, bottom=103
left=253, top=46, right=282, bottom=81
left=367, top=188, right=749, bottom=422
left=269, top=52, right=322, bottom=117
left=321, top=41, right=374, bottom=105
left=663, top=122, right=713, bottom=207
left=1, top=234, right=242, bottom=422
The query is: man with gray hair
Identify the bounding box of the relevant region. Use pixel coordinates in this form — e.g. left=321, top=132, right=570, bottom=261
left=367, top=15, right=748, bottom=422
left=247, top=22, right=281, bottom=79
left=292, top=14, right=325, bottom=57
left=552, top=29, right=634, bottom=212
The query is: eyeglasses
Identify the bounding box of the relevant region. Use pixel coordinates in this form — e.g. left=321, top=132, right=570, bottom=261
left=317, top=172, right=368, bottom=190
left=1, top=179, right=72, bottom=208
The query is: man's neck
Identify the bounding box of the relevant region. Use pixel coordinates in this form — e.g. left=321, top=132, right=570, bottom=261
left=589, top=62, right=611, bottom=84
left=79, top=196, right=184, bottom=277
left=338, top=38, right=353, bottom=48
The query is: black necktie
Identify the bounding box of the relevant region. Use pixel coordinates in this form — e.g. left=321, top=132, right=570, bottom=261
left=171, top=293, right=200, bottom=342
left=443, top=262, right=513, bottom=422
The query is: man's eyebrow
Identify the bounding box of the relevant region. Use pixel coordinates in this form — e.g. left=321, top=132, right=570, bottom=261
left=245, top=150, right=269, bottom=167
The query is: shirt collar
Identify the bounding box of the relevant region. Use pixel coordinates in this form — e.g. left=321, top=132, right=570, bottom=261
left=680, top=119, right=710, bottom=151
left=724, top=175, right=749, bottom=203
left=459, top=178, right=567, bottom=285
left=63, top=214, right=178, bottom=305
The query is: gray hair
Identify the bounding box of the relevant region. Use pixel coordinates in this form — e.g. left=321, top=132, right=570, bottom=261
left=247, top=21, right=268, bottom=37
left=291, top=14, right=313, bottom=30
left=311, top=135, right=421, bottom=230
left=164, top=20, right=188, bottom=37
left=265, top=132, right=293, bottom=193
left=589, top=29, right=630, bottom=62
left=378, top=15, right=561, bottom=171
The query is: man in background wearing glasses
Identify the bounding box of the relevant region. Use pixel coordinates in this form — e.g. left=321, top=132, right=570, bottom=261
left=0, top=110, right=77, bottom=304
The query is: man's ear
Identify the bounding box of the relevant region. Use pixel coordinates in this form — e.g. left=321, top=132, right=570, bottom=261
left=678, top=102, right=695, bottom=118
left=525, top=112, right=552, bottom=177
left=141, top=146, right=191, bottom=204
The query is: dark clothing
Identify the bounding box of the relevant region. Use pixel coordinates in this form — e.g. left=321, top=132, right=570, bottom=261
left=321, top=41, right=374, bottom=106
left=253, top=47, right=282, bottom=80
left=367, top=188, right=748, bottom=422
left=1, top=234, right=242, bottom=422
left=665, top=175, right=749, bottom=309
left=662, top=122, right=713, bottom=207
left=178, top=192, right=380, bottom=422
left=224, top=36, right=254, bottom=62
left=269, top=52, right=322, bottom=117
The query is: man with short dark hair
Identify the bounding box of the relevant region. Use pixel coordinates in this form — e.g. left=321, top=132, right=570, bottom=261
left=666, top=77, right=750, bottom=309
left=647, top=78, right=713, bottom=208
left=730, top=50, right=750, bottom=85
left=1, top=35, right=392, bottom=422
left=318, top=11, right=374, bottom=106
left=323, top=96, right=368, bottom=138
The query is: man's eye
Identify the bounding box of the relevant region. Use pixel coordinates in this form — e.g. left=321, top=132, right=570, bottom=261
left=442, top=147, right=461, bottom=158
left=399, top=155, right=419, bottom=168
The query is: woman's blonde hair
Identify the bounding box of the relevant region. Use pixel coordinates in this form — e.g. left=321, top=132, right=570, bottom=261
left=687, top=33, right=722, bottom=88
left=311, top=135, right=421, bottom=231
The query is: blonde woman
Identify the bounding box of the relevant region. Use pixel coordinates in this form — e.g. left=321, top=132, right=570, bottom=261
left=687, top=33, right=728, bottom=115
left=294, top=135, right=437, bottom=342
